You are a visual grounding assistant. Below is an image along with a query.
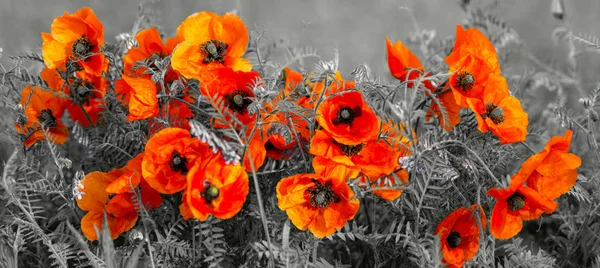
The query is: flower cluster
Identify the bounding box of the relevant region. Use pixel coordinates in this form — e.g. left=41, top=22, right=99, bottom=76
left=11, top=6, right=585, bottom=268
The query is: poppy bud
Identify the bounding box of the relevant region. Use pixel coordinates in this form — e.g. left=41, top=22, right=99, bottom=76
left=579, top=97, right=592, bottom=109
left=552, top=0, right=565, bottom=20
left=590, top=110, right=599, bottom=122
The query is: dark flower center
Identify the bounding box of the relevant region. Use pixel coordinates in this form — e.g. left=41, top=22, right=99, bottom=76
left=264, top=140, right=277, bottom=151
left=332, top=106, right=362, bottom=126
left=169, top=151, right=188, bottom=175
left=507, top=192, right=526, bottom=211
left=201, top=180, right=220, bottom=206
left=225, top=89, right=252, bottom=115
left=306, top=179, right=340, bottom=209
left=37, top=109, right=57, bottom=128
left=455, top=71, right=475, bottom=91
left=72, top=37, right=94, bottom=59
left=333, top=140, right=364, bottom=156
left=446, top=231, right=461, bottom=248
left=200, top=39, right=228, bottom=64
left=484, top=103, right=505, bottom=124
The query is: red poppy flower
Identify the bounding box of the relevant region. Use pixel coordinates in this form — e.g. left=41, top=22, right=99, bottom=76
left=310, top=130, right=399, bottom=180
left=142, top=127, right=212, bottom=194
left=445, top=25, right=501, bottom=108
left=122, top=27, right=180, bottom=77
left=518, top=130, right=581, bottom=200
left=276, top=174, right=360, bottom=238
left=186, top=154, right=249, bottom=220
left=467, top=75, right=528, bottom=144
left=386, top=37, right=424, bottom=82
left=15, top=85, right=69, bottom=147
left=435, top=205, right=487, bottom=268
left=171, top=11, right=251, bottom=83
left=487, top=174, right=558, bottom=240
left=316, top=91, right=379, bottom=146
left=76, top=171, right=136, bottom=241
left=41, top=67, right=108, bottom=127
left=203, top=68, right=261, bottom=126
left=41, top=7, right=107, bottom=76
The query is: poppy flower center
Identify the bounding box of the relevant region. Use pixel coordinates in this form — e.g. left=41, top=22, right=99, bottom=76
left=225, top=89, right=252, bottom=115
left=507, top=192, right=526, bottom=211
left=333, top=106, right=362, bottom=126
left=72, top=37, right=94, bottom=59
left=200, top=39, right=228, bottom=64
left=446, top=231, right=461, bottom=248
left=169, top=151, right=189, bottom=175
left=455, top=71, right=475, bottom=91
left=307, top=179, right=340, bottom=209
left=201, top=180, right=220, bottom=205
left=37, top=109, right=57, bottom=128
left=484, top=103, right=505, bottom=124
left=333, top=140, right=364, bottom=156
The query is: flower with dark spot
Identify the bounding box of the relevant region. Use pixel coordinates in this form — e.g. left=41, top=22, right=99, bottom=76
left=435, top=205, right=487, bottom=267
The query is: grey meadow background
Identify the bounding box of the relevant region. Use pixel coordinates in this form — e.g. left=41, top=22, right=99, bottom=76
left=1, top=0, right=600, bottom=81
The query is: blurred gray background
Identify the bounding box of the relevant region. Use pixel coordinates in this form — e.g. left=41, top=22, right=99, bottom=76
left=1, top=0, right=599, bottom=80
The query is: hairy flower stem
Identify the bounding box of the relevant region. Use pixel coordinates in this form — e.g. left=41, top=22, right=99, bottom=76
left=520, top=141, right=537, bottom=155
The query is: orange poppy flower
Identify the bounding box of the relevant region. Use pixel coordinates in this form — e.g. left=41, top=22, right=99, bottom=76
left=487, top=174, right=558, bottom=240
left=310, top=130, right=399, bottom=180
left=122, top=27, right=181, bottom=77
left=467, top=75, right=528, bottom=144
left=277, top=67, right=312, bottom=106
left=41, top=7, right=107, bottom=76
left=76, top=171, right=137, bottom=241
left=171, top=11, right=251, bottom=82
left=435, top=205, right=487, bottom=268
left=204, top=68, right=261, bottom=126
left=105, top=153, right=163, bottom=209
left=518, top=130, right=581, bottom=200
left=425, top=84, right=462, bottom=131
left=186, top=154, right=249, bottom=220
left=386, top=38, right=424, bottom=82
left=316, top=91, right=379, bottom=145
left=276, top=174, right=360, bottom=238
left=142, top=127, right=212, bottom=194
left=445, top=26, right=501, bottom=108
left=242, top=132, right=267, bottom=172
left=115, top=75, right=159, bottom=121
left=15, top=85, right=69, bottom=147
left=41, top=67, right=108, bottom=127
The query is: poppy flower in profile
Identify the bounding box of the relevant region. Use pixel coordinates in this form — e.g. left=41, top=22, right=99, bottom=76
left=425, top=84, right=462, bottom=131
left=41, top=7, right=107, bottom=75
left=487, top=174, right=558, bottom=240
left=518, top=130, right=581, bottom=201
left=115, top=75, right=159, bottom=121
left=435, top=205, right=487, bottom=268
left=467, top=75, right=528, bottom=144
left=276, top=174, right=360, bottom=238
left=278, top=67, right=312, bottom=107
left=15, top=85, right=69, bottom=147
left=386, top=37, right=424, bottom=82
left=204, top=68, right=261, bottom=126
left=142, top=127, right=212, bottom=194
left=41, top=67, right=108, bottom=127
left=445, top=25, right=500, bottom=108
left=186, top=154, right=249, bottom=221
left=310, top=130, right=399, bottom=180
left=241, top=132, right=267, bottom=172
left=122, top=27, right=180, bottom=77
left=316, top=91, right=379, bottom=145
left=171, top=11, right=251, bottom=82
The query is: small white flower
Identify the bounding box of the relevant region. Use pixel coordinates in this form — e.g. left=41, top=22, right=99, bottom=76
left=72, top=171, right=85, bottom=200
